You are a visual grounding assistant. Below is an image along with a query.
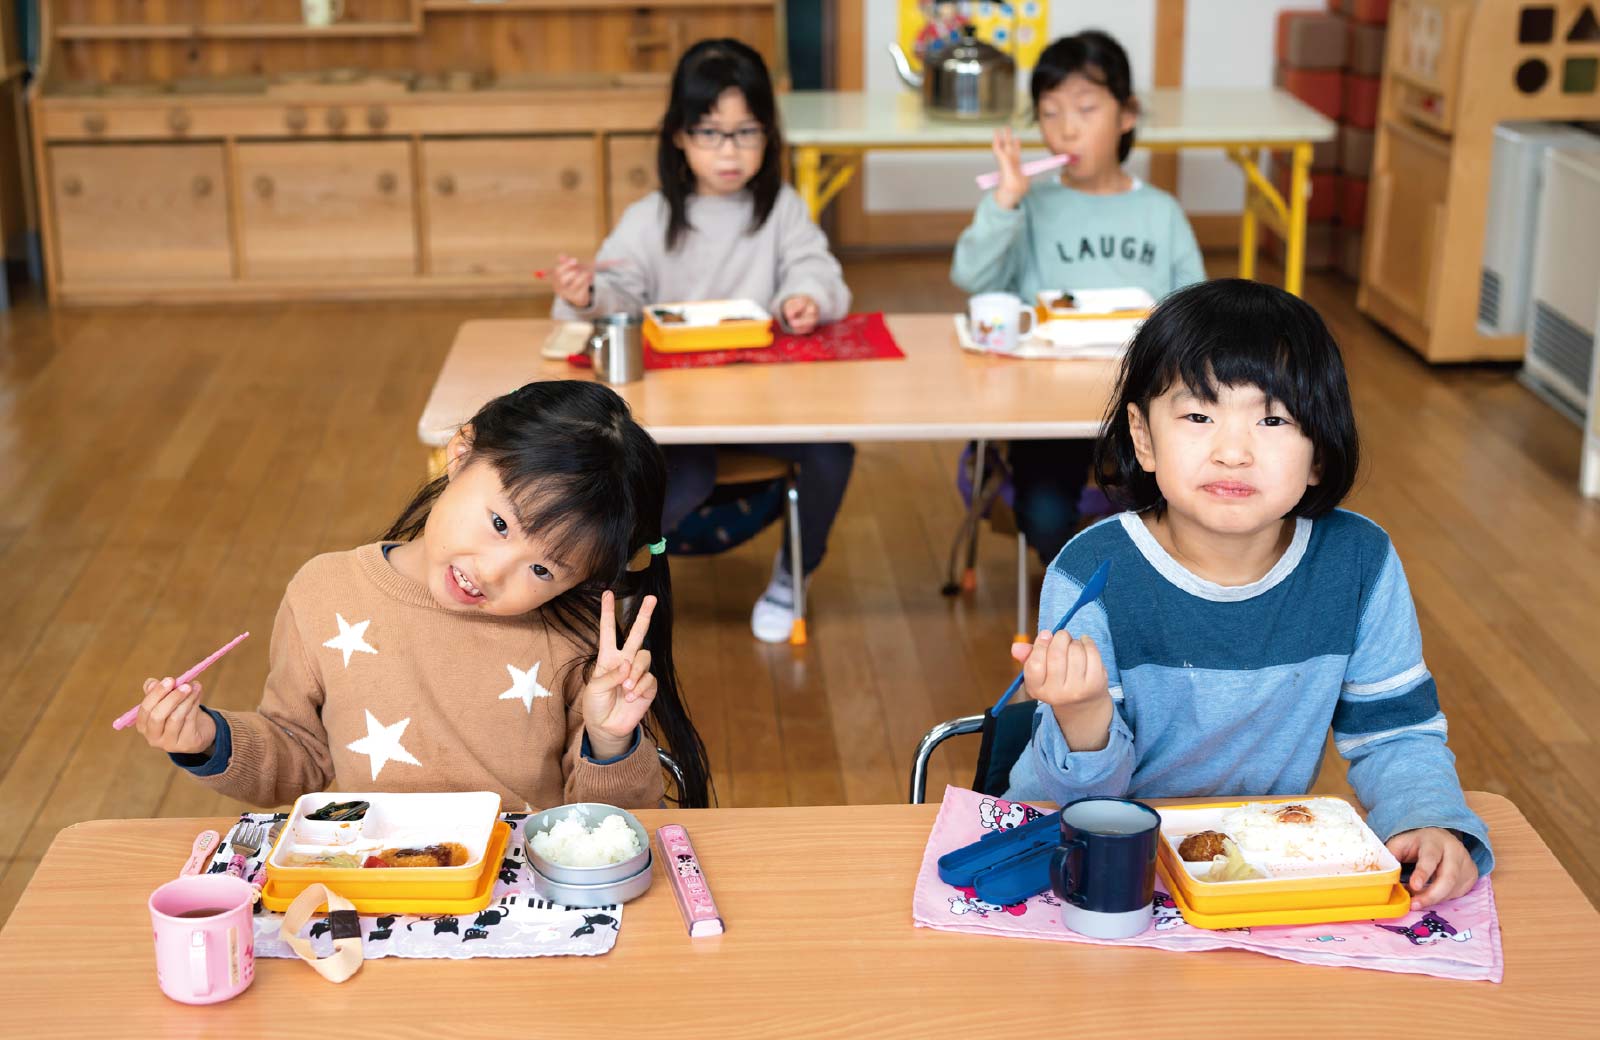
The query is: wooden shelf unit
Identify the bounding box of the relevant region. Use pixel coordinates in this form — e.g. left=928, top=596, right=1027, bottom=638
left=32, top=0, right=779, bottom=304
left=1358, top=0, right=1600, bottom=362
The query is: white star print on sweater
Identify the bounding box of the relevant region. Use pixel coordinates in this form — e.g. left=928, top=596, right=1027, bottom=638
left=344, top=710, right=422, bottom=781
left=499, top=662, right=553, bottom=712
left=322, top=613, right=377, bottom=667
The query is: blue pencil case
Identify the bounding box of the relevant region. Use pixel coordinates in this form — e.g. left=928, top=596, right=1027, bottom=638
left=937, top=810, right=1061, bottom=905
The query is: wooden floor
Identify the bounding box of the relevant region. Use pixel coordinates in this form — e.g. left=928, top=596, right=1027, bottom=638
left=1, top=256, right=1596, bottom=928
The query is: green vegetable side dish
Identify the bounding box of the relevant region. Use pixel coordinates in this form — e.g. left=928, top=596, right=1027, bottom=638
left=306, top=799, right=369, bottom=822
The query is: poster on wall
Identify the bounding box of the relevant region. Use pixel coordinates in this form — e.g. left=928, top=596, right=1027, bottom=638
left=899, top=1, right=1050, bottom=72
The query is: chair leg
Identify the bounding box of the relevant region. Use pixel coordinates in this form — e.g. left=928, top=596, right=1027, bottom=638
left=1014, top=531, right=1030, bottom=645
left=786, top=481, right=807, bottom=645
left=963, top=439, right=986, bottom=593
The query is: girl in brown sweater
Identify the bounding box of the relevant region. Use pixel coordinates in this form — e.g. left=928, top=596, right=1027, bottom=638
left=131, top=381, right=713, bottom=810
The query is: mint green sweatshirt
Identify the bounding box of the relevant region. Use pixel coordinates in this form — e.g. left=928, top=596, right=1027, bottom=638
left=951, top=178, right=1205, bottom=303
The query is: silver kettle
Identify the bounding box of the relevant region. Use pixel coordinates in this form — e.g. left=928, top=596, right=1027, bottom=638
left=888, top=25, right=1015, bottom=122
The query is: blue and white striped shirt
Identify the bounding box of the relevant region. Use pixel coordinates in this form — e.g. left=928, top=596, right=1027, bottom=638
left=1006, top=510, right=1493, bottom=874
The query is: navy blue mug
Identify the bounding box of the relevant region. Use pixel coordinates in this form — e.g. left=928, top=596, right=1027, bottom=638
left=1049, top=797, right=1162, bottom=939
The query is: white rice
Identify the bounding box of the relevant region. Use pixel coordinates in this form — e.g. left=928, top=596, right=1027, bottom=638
left=1220, top=798, right=1386, bottom=877
left=529, top=811, right=642, bottom=868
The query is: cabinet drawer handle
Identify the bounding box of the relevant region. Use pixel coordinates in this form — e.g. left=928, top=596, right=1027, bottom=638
left=560, top=169, right=580, bottom=190
left=435, top=174, right=456, bottom=196
left=168, top=108, right=192, bottom=134
left=326, top=108, right=348, bottom=133
left=377, top=171, right=398, bottom=195
left=192, top=174, right=213, bottom=198
left=254, top=175, right=274, bottom=199
left=82, top=113, right=107, bottom=135
left=629, top=167, right=649, bottom=188
left=62, top=175, right=83, bottom=197
left=285, top=107, right=308, bottom=132
left=366, top=105, right=389, bottom=131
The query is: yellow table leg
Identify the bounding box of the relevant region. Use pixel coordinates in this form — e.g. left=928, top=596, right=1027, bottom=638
left=426, top=447, right=447, bottom=480
left=1285, top=142, right=1312, bottom=298
left=1238, top=149, right=1259, bottom=283
left=794, top=146, right=823, bottom=222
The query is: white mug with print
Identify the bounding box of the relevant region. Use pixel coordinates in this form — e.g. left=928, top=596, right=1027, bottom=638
left=303, top=0, right=345, bottom=26
left=968, top=293, right=1035, bottom=353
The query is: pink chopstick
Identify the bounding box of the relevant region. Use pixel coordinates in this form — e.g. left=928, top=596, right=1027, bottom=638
left=112, top=632, right=250, bottom=731
left=975, top=153, right=1072, bottom=191
left=533, top=259, right=628, bottom=280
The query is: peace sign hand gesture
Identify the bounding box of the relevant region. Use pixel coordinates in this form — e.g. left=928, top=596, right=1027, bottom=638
left=582, top=591, right=658, bottom=759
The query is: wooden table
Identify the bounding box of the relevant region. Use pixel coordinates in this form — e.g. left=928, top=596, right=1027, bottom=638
left=416, top=314, right=1120, bottom=449
left=779, top=89, right=1337, bottom=297
left=1, top=794, right=1595, bottom=1038
left=418, top=313, right=1118, bottom=644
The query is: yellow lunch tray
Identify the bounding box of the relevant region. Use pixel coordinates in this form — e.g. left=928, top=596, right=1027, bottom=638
left=644, top=300, right=775, bottom=354
left=1158, top=796, right=1402, bottom=916
left=1157, top=860, right=1411, bottom=930
left=260, top=822, right=508, bottom=915
left=1035, top=304, right=1152, bottom=323
left=1035, top=289, right=1153, bottom=324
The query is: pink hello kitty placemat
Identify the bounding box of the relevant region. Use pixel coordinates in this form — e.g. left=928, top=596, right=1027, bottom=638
left=912, top=786, right=1503, bottom=982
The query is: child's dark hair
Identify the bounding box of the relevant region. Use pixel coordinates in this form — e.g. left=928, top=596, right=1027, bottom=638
left=1032, top=30, right=1138, bottom=162
left=1095, top=279, right=1360, bottom=518
left=658, top=38, right=784, bottom=251
left=383, top=381, right=713, bottom=808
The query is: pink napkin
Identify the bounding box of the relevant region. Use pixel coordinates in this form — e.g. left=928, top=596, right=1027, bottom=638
left=912, top=786, right=1503, bottom=982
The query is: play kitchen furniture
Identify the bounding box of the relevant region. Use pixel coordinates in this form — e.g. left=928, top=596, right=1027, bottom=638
left=778, top=89, right=1336, bottom=297
left=1358, top=0, right=1600, bottom=362
left=0, top=794, right=1596, bottom=1034
left=29, top=0, right=781, bottom=304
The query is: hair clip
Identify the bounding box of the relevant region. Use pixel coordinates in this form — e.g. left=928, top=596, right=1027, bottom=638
left=649, top=539, right=666, bottom=555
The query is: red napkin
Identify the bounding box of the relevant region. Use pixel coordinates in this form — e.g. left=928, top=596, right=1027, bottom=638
left=567, top=313, right=905, bottom=371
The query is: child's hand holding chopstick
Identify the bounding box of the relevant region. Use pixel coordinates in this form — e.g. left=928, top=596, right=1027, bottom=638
left=115, top=631, right=248, bottom=756
left=134, top=675, right=218, bottom=755
left=543, top=256, right=629, bottom=309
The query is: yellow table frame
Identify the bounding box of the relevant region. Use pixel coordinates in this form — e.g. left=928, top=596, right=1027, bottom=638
left=791, top=140, right=1315, bottom=297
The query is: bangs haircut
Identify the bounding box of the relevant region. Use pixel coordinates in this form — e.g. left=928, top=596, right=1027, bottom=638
left=1094, top=278, right=1360, bottom=518
left=658, top=38, right=783, bottom=251
left=1031, top=30, right=1138, bottom=162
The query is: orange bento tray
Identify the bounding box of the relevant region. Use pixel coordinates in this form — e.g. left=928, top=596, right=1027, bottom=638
left=264, top=791, right=501, bottom=898
left=1156, top=796, right=1407, bottom=927
left=260, top=821, right=508, bottom=915
left=644, top=299, right=775, bottom=353
left=1034, top=287, right=1154, bottom=323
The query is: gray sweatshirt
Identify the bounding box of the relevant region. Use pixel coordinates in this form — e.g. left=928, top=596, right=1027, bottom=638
left=552, top=185, right=851, bottom=329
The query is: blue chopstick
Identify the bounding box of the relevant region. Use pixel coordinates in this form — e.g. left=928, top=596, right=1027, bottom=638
left=988, top=559, right=1111, bottom=717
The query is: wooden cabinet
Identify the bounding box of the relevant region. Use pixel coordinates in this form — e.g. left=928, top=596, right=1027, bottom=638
left=607, top=134, right=659, bottom=219
left=32, top=0, right=775, bottom=302
left=421, top=137, right=598, bottom=277
left=1364, top=119, right=1452, bottom=332
left=1358, top=0, right=1600, bottom=363
left=1387, top=0, right=1470, bottom=134
left=49, top=144, right=232, bottom=284
left=236, top=140, right=415, bottom=279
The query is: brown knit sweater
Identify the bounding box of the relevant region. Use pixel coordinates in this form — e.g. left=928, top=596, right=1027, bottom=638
left=193, top=543, right=663, bottom=811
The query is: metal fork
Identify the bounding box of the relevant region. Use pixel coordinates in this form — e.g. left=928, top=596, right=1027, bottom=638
left=224, top=821, right=267, bottom=880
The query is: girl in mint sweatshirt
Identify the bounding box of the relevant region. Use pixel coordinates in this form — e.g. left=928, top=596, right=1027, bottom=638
left=952, top=31, right=1203, bottom=566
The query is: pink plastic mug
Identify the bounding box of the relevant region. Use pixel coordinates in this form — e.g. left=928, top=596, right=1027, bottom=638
left=148, top=874, right=256, bottom=1004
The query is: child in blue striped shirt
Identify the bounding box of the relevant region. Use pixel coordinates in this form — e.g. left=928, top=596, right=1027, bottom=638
left=1005, top=278, right=1489, bottom=909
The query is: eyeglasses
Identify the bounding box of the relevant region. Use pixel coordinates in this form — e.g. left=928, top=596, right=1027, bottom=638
left=686, top=126, right=766, bottom=151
